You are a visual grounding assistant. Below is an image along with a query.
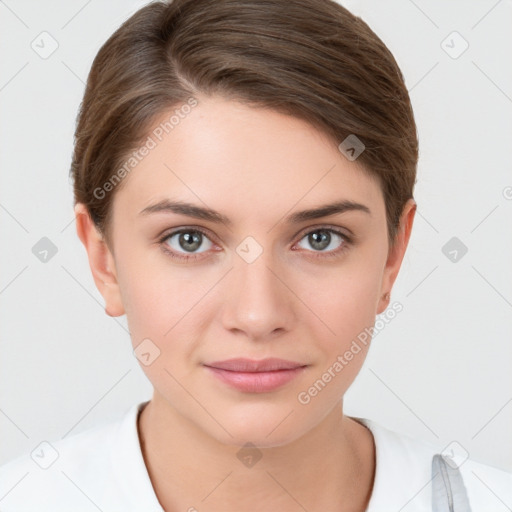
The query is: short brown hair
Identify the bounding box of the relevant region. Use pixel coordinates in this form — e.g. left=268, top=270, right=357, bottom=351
left=70, top=0, right=418, bottom=248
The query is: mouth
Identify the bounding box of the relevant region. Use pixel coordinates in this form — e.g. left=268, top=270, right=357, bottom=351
left=203, top=358, right=309, bottom=393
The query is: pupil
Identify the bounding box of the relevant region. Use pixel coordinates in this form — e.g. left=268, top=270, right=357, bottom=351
left=180, top=231, right=201, bottom=252
left=309, top=230, right=330, bottom=251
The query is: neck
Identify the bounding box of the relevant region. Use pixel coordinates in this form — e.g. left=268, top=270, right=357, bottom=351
left=137, top=392, right=375, bottom=512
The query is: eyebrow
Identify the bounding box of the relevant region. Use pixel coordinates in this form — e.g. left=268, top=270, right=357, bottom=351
left=139, top=198, right=371, bottom=225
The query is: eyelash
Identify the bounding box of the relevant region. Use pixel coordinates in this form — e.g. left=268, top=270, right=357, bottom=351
left=157, top=225, right=353, bottom=262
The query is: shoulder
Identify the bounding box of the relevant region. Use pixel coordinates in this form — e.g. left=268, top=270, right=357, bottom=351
left=0, top=411, right=125, bottom=511
left=0, top=400, right=162, bottom=512
left=355, top=417, right=512, bottom=512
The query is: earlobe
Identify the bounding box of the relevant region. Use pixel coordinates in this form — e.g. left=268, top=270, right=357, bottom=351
left=74, top=203, right=125, bottom=317
left=376, top=199, right=416, bottom=315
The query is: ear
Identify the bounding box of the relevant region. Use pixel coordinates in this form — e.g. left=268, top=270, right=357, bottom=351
left=74, top=203, right=125, bottom=317
left=376, top=198, right=416, bottom=314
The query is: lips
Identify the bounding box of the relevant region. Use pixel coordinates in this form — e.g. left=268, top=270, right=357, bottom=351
left=204, top=358, right=306, bottom=372
left=203, top=358, right=309, bottom=393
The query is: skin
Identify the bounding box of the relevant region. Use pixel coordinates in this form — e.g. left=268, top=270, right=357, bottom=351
left=75, top=94, right=416, bottom=511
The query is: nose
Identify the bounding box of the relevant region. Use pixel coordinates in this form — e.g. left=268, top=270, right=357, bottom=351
left=220, top=247, right=296, bottom=341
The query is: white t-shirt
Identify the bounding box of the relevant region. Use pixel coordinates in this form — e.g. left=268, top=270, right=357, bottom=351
left=0, top=400, right=511, bottom=511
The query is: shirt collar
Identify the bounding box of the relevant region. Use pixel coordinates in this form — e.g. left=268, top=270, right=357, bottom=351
left=109, top=403, right=433, bottom=511
left=109, top=400, right=165, bottom=511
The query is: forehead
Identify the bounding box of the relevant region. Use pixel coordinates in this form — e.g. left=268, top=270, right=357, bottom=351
left=112, top=95, right=384, bottom=223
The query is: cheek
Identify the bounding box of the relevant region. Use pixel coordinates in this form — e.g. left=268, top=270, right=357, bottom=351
left=292, top=268, right=381, bottom=410
left=117, top=248, right=218, bottom=356
left=118, top=268, right=204, bottom=398
left=295, top=256, right=383, bottom=345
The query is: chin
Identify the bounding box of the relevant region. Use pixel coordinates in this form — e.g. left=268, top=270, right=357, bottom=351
left=204, top=406, right=313, bottom=449
left=217, top=427, right=305, bottom=450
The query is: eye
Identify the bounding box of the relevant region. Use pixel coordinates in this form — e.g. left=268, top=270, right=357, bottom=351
left=159, top=228, right=215, bottom=261
left=158, top=225, right=352, bottom=262
left=294, top=227, right=350, bottom=257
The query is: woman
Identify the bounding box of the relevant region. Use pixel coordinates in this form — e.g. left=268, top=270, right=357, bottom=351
left=1, top=0, right=510, bottom=510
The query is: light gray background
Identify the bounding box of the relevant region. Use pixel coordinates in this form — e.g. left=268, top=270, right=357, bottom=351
left=1, top=0, right=511, bottom=471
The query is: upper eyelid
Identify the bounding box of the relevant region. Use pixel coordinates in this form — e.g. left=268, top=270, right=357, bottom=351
left=293, top=223, right=351, bottom=239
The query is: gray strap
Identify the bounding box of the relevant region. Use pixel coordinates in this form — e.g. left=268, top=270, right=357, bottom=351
left=432, top=454, right=472, bottom=512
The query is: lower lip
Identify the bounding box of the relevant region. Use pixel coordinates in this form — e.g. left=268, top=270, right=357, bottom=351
left=205, top=366, right=307, bottom=393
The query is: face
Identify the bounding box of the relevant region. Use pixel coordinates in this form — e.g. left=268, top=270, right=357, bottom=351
left=78, top=95, right=414, bottom=448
